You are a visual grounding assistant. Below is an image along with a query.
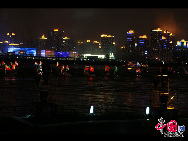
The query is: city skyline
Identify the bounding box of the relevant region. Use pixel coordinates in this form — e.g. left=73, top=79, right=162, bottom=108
left=0, top=8, right=188, bottom=46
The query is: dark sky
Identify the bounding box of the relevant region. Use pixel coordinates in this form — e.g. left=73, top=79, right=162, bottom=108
left=0, top=8, right=188, bottom=46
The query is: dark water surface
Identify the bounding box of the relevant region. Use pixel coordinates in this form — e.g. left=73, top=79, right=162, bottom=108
left=0, top=64, right=188, bottom=119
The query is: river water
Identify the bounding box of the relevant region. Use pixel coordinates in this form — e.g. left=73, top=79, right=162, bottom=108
left=0, top=63, right=188, bottom=119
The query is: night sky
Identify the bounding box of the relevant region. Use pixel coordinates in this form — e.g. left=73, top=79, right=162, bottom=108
left=0, top=8, right=188, bottom=46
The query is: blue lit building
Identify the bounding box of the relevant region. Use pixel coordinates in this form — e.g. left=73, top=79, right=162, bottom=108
left=137, top=35, right=149, bottom=57
left=8, top=47, right=36, bottom=56
left=55, top=51, right=69, bottom=57
left=176, top=39, right=188, bottom=51
left=126, top=30, right=135, bottom=48
left=172, top=39, right=188, bottom=61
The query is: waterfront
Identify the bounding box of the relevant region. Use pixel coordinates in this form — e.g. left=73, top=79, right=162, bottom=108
left=0, top=61, right=188, bottom=119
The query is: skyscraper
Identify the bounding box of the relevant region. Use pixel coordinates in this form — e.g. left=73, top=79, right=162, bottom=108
left=126, top=30, right=136, bottom=52
left=6, top=33, right=16, bottom=44
left=172, top=39, right=188, bottom=61
left=150, top=28, right=174, bottom=61
left=137, top=35, right=149, bottom=57
left=47, top=29, right=64, bottom=51
left=38, top=34, right=47, bottom=56
left=100, top=34, right=114, bottom=56
left=161, top=30, right=174, bottom=61
left=150, top=28, right=163, bottom=60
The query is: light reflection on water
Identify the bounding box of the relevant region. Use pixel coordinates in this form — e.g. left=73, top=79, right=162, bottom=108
left=0, top=75, right=151, bottom=116
left=49, top=75, right=151, bottom=115
left=1, top=74, right=188, bottom=117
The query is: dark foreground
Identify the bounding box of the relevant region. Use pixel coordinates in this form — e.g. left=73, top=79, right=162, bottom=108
left=0, top=60, right=188, bottom=137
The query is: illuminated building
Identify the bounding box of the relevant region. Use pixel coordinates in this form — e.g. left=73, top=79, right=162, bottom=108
left=47, top=28, right=64, bottom=51
left=137, top=35, right=149, bottom=57
left=121, top=30, right=137, bottom=61
left=8, top=47, right=36, bottom=56
left=161, top=30, right=174, bottom=61
left=69, top=51, right=78, bottom=60
left=126, top=30, right=135, bottom=50
left=92, top=41, right=102, bottom=55
left=62, top=37, right=75, bottom=52
left=55, top=51, right=69, bottom=57
left=0, top=41, right=9, bottom=53
left=62, top=37, right=70, bottom=52
left=100, top=34, right=115, bottom=57
left=176, top=39, right=188, bottom=50
left=77, top=40, right=102, bottom=55
left=150, top=28, right=174, bottom=61
left=150, top=28, right=162, bottom=60
left=41, top=50, right=45, bottom=57
left=172, top=39, right=188, bottom=60
left=77, top=40, right=84, bottom=54
left=0, top=32, right=18, bottom=54
left=41, top=50, right=60, bottom=57
left=38, top=34, right=48, bottom=56
left=45, top=50, right=55, bottom=57
left=83, top=54, right=105, bottom=59
left=6, top=32, right=16, bottom=44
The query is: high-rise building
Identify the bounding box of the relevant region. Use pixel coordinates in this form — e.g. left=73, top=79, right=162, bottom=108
left=38, top=34, right=47, bottom=56
left=76, top=40, right=102, bottom=55
left=100, top=34, right=114, bottom=56
left=172, top=39, right=188, bottom=61
left=47, top=28, right=64, bottom=51
left=62, top=37, right=71, bottom=52
left=161, top=30, right=174, bottom=61
left=6, top=33, right=16, bottom=44
left=126, top=30, right=136, bottom=52
left=176, top=39, right=188, bottom=51
left=150, top=28, right=163, bottom=60
left=137, top=35, right=149, bottom=57
left=150, top=28, right=174, bottom=61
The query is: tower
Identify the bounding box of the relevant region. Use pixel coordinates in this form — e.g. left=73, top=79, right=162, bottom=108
left=100, top=34, right=114, bottom=56
left=150, top=28, right=163, bottom=60
left=47, top=29, right=64, bottom=51
left=126, top=30, right=136, bottom=52
left=137, top=35, right=149, bottom=57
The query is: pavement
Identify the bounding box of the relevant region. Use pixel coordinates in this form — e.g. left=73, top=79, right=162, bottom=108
left=0, top=114, right=187, bottom=139
left=0, top=115, right=163, bottom=138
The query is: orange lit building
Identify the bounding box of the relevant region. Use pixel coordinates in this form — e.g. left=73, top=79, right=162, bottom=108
left=100, top=34, right=115, bottom=56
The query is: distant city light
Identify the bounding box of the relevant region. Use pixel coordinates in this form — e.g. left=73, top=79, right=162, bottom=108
left=8, top=47, right=36, bottom=56
left=146, top=107, right=149, bottom=115
left=90, top=105, right=94, bottom=114
left=127, top=30, right=134, bottom=34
